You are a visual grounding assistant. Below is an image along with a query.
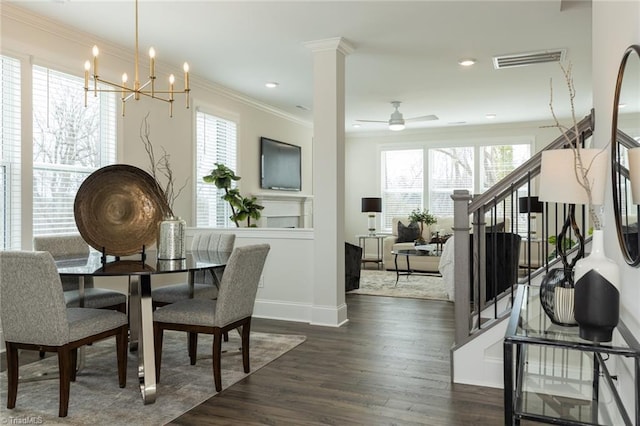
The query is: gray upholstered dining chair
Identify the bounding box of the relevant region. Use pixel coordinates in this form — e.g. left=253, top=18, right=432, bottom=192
left=0, top=251, right=128, bottom=417
left=151, top=232, right=235, bottom=308
left=33, top=234, right=127, bottom=313
left=153, top=243, right=270, bottom=392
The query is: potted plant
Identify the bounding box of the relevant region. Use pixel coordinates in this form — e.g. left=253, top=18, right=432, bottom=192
left=408, top=208, right=437, bottom=245
left=202, top=163, right=264, bottom=227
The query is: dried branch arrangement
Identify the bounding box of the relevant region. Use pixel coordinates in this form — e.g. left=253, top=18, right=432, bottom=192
left=140, top=114, right=188, bottom=218
left=547, top=62, right=606, bottom=230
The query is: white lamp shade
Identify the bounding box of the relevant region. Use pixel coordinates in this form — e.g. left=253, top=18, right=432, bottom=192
left=628, top=147, right=640, bottom=204
left=538, top=148, right=608, bottom=205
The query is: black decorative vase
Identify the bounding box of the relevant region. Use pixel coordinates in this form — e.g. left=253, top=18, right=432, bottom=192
left=573, top=230, right=620, bottom=342
left=540, top=267, right=577, bottom=326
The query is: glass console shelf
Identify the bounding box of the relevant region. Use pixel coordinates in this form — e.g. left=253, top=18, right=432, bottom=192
left=504, top=284, right=640, bottom=425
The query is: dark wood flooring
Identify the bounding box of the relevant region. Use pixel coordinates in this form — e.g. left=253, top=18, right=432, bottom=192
left=169, top=294, right=506, bottom=426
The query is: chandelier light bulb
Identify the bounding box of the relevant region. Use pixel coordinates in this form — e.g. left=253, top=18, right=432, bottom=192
left=169, top=74, right=175, bottom=85
left=84, top=61, right=91, bottom=71
left=183, top=63, right=189, bottom=73
left=148, top=47, right=155, bottom=58
left=122, top=73, right=128, bottom=84
left=92, top=45, right=99, bottom=57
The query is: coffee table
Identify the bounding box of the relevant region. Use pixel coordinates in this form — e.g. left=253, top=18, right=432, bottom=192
left=391, top=246, right=441, bottom=285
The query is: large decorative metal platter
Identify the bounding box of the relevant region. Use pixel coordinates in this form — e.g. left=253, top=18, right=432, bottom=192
left=74, top=164, right=167, bottom=256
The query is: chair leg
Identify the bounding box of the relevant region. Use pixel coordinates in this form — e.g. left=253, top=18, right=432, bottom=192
left=223, top=331, right=229, bottom=342
left=241, top=320, right=251, bottom=374
left=116, top=325, right=128, bottom=388
left=153, top=324, right=163, bottom=383
left=188, top=332, right=198, bottom=365
left=212, top=328, right=223, bottom=392
left=6, top=342, right=19, bottom=410
left=57, top=346, right=72, bottom=417
left=70, top=348, right=78, bottom=382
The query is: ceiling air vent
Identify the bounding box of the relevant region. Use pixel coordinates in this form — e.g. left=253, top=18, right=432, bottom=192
left=493, top=49, right=566, bottom=69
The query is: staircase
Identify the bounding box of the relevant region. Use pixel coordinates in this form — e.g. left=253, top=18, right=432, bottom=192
left=449, top=111, right=595, bottom=388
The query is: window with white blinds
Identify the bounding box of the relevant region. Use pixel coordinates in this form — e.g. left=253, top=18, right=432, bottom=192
left=0, top=55, right=21, bottom=249
left=32, top=65, right=116, bottom=236
left=428, top=147, right=474, bottom=217
left=195, top=110, right=237, bottom=227
left=381, top=149, right=423, bottom=230
left=381, top=143, right=531, bottom=229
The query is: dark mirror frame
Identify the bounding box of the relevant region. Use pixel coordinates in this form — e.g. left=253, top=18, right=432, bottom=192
left=611, top=44, right=640, bottom=266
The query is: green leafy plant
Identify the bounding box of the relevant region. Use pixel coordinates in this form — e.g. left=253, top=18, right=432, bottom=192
left=408, top=208, right=437, bottom=244
left=202, top=163, right=264, bottom=227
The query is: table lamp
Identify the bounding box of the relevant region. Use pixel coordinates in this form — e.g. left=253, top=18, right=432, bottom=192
left=518, top=196, right=543, bottom=238
left=538, top=148, right=607, bottom=326
left=361, top=197, right=382, bottom=236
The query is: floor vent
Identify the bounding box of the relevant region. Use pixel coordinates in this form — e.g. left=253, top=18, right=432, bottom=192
left=493, top=49, right=566, bottom=69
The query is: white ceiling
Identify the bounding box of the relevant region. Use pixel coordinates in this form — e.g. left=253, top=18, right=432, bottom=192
left=7, top=0, right=593, bottom=133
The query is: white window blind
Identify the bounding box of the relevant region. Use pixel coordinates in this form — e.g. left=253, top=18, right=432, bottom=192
left=0, top=55, right=21, bottom=249
left=195, top=110, right=237, bottom=227
left=428, top=147, right=474, bottom=217
left=32, top=65, right=116, bottom=236
left=381, top=148, right=423, bottom=230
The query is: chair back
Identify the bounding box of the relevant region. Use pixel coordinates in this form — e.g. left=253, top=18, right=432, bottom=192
left=33, top=234, right=90, bottom=259
left=33, top=234, right=92, bottom=291
left=214, top=244, right=270, bottom=327
left=191, top=233, right=236, bottom=285
left=0, top=251, right=70, bottom=346
left=191, top=232, right=236, bottom=253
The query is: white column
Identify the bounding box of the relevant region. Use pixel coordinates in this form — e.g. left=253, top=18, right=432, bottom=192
left=304, top=37, right=354, bottom=326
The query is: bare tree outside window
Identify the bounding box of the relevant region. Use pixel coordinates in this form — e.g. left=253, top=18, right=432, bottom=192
left=32, top=66, right=115, bottom=235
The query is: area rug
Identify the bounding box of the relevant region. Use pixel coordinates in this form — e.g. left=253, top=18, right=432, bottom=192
left=0, top=330, right=306, bottom=425
left=350, top=269, right=450, bottom=301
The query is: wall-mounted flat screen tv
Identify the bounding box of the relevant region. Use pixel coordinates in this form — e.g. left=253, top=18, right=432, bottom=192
left=260, top=137, right=302, bottom=191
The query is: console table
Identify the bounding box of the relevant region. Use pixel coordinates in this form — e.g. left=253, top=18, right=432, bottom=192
left=504, top=284, right=640, bottom=425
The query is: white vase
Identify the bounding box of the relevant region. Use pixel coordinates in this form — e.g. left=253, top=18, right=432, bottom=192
left=157, top=216, right=186, bottom=260
left=573, top=229, right=620, bottom=342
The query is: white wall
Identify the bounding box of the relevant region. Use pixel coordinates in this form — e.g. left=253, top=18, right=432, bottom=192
left=593, top=0, right=640, bottom=416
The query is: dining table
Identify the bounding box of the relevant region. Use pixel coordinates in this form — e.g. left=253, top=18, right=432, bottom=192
left=55, top=250, right=230, bottom=404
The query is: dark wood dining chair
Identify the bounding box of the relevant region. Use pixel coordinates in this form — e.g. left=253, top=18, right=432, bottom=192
left=0, top=251, right=128, bottom=417
left=153, top=244, right=270, bottom=391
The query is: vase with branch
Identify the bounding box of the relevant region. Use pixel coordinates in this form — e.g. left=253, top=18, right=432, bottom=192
left=408, top=208, right=436, bottom=245
left=202, top=163, right=264, bottom=227
left=541, top=62, right=619, bottom=341
left=140, top=114, right=189, bottom=259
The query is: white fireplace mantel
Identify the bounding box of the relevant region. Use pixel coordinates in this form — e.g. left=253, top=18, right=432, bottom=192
left=253, top=193, right=313, bottom=228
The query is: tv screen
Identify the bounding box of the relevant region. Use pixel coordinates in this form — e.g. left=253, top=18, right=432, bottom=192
left=260, top=137, right=301, bottom=191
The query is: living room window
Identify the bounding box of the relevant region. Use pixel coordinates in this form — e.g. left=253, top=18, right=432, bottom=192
left=195, top=110, right=237, bottom=227
left=32, top=65, right=116, bottom=236
left=381, top=148, right=423, bottom=230
left=381, top=142, right=531, bottom=232
left=1, top=55, right=21, bottom=249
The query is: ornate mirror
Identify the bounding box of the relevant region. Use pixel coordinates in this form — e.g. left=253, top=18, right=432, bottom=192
left=611, top=44, right=640, bottom=265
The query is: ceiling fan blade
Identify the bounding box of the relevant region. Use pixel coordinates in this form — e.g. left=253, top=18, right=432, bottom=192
left=355, top=119, right=387, bottom=123
left=405, top=114, right=439, bottom=122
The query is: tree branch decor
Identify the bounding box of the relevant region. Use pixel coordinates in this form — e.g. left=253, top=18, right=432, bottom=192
left=547, top=62, right=608, bottom=231
left=139, top=114, right=188, bottom=218
left=202, top=163, right=264, bottom=227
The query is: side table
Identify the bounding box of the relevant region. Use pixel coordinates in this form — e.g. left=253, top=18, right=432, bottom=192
left=357, top=234, right=386, bottom=270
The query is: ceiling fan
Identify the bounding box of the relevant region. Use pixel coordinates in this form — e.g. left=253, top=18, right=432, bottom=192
left=356, top=101, right=438, bottom=131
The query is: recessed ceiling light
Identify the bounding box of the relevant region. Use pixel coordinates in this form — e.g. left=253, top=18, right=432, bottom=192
left=265, top=82, right=279, bottom=88
left=486, top=113, right=497, bottom=119
left=458, top=58, right=476, bottom=67
left=619, top=103, right=627, bottom=108
left=352, top=123, right=361, bottom=128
